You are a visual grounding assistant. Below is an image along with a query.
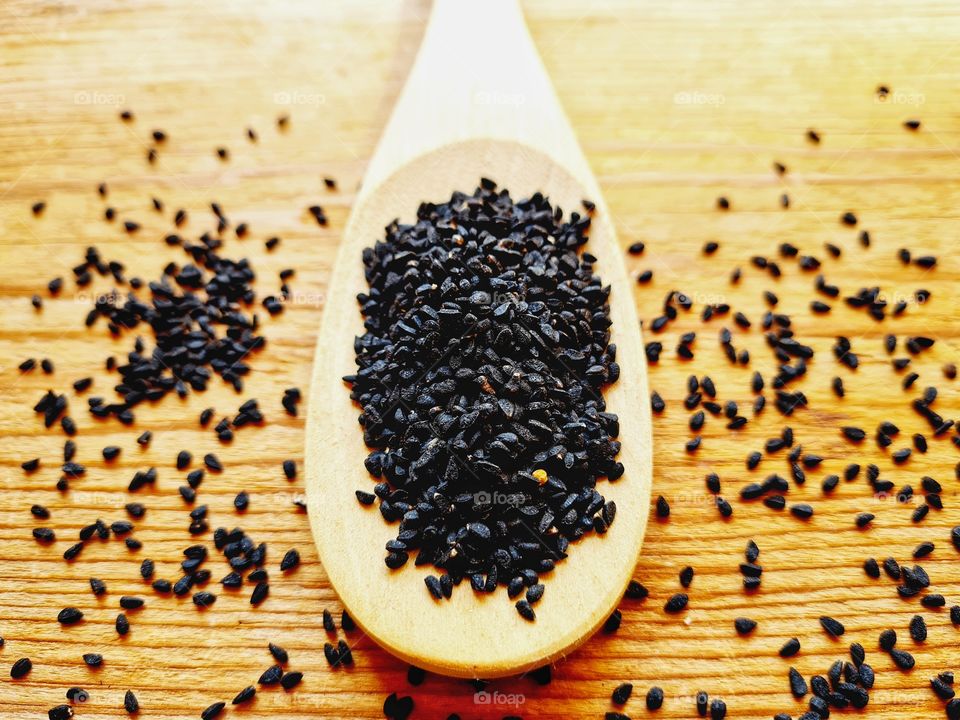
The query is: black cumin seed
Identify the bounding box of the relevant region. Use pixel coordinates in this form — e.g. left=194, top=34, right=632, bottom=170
left=656, top=495, right=670, bottom=518
left=115, top=614, right=129, bottom=635
left=603, top=609, right=622, bottom=633
left=268, top=642, right=288, bottom=663
left=250, top=582, right=269, bottom=605
left=280, top=671, right=303, bottom=690
left=932, top=676, right=955, bottom=701
left=710, top=698, right=727, bottom=719
left=258, top=664, right=283, bottom=685
left=646, top=686, right=664, bottom=710
left=404, top=665, right=427, bottom=686
left=913, top=541, right=934, bottom=558
left=679, top=566, right=694, bottom=587
left=47, top=705, right=72, bottom=720
left=820, top=616, right=845, bottom=637
left=909, top=614, right=927, bottom=642
left=192, top=591, right=216, bottom=607
left=890, top=647, right=915, bottom=670
left=282, top=459, right=297, bottom=479
left=58, top=607, right=83, bottom=625
left=336, top=640, right=353, bottom=666
left=625, top=580, right=648, bottom=600
left=789, top=667, right=808, bottom=697
left=790, top=503, right=814, bottom=520
left=203, top=453, right=223, bottom=472
left=11, top=657, right=32, bottom=679
left=119, top=596, right=144, bottom=610
left=856, top=513, right=874, bottom=528
left=612, top=682, right=633, bottom=704
left=664, top=593, right=688, bottom=613
left=231, top=685, right=256, bottom=704
left=780, top=638, right=801, bottom=657
left=921, top=594, right=946, bottom=608
left=82, top=653, right=102, bottom=667
left=735, top=617, right=757, bottom=635
left=280, top=549, right=300, bottom=572
left=628, top=241, right=645, bottom=255
left=201, top=702, right=225, bottom=720
left=883, top=557, right=901, bottom=579
left=516, top=599, right=536, bottom=621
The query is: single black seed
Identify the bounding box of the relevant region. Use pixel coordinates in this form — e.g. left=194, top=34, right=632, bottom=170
left=780, top=637, right=801, bottom=657
left=883, top=557, right=901, bottom=580
left=820, top=616, right=845, bottom=637
left=47, top=706, right=73, bottom=720
left=735, top=617, right=757, bottom=635
left=263, top=644, right=289, bottom=668
left=604, top=609, right=622, bottom=633
left=258, top=664, right=283, bottom=685
left=922, top=594, right=946, bottom=608
left=201, top=702, right=225, bottom=720
left=664, top=593, right=688, bottom=613
left=11, top=657, right=32, bottom=679
left=879, top=628, right=898, bottom=651
left=58, top=607, right=83, bottom=625
left=646, top=686, right=664, bottom=710
left=909, top=614, right=927, bottom=642
left=612, top=682, right=633, bottom=705
left=280, top=671, right=303, bottom=690
left=283, top=459, right=297, bottom=479
left=890, top=647, right=915, bottom=670
left=710, top=698, right=727, bottom=719
left=790, top=667, right=808, bottom=697
left=280, top=549, right=300, bottom=572
left=232, top=685, right=256, bottom=704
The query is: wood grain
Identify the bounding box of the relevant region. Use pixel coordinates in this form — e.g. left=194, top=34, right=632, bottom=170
left=2, top=0, right=960, bottom=717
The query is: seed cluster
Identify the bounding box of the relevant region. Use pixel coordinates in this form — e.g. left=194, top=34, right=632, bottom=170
left=346, top=180, right=623, bottom=618
left=15, top=111, right=324, bottom=718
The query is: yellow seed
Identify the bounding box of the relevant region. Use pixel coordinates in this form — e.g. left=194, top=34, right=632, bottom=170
left=533, top=469, right=548, bottom=484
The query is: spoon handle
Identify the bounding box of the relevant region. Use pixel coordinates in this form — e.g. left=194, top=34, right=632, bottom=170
left=361, top=0, right=584, bottom=200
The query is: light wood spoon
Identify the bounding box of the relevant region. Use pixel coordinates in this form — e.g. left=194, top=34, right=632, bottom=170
left=305, top=0, right=652, bottom=679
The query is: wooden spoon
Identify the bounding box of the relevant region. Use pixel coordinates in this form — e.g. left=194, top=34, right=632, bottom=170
left=305, top=0, right=652, bottom=679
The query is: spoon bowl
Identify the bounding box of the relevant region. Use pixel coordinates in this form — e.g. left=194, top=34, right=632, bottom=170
left=305, top=0, right=652, bottom=679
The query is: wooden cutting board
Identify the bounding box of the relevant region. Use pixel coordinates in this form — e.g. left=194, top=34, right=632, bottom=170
left=1, top=1, right=959, bottom=718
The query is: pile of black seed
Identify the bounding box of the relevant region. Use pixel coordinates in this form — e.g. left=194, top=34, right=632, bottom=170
left=346, top=179, right=622, bottom=619
left=15, top=111, right=330, bottom=719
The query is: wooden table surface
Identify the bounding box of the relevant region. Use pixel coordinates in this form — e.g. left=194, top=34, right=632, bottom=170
left=2, top=1, right=960, bottom=718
